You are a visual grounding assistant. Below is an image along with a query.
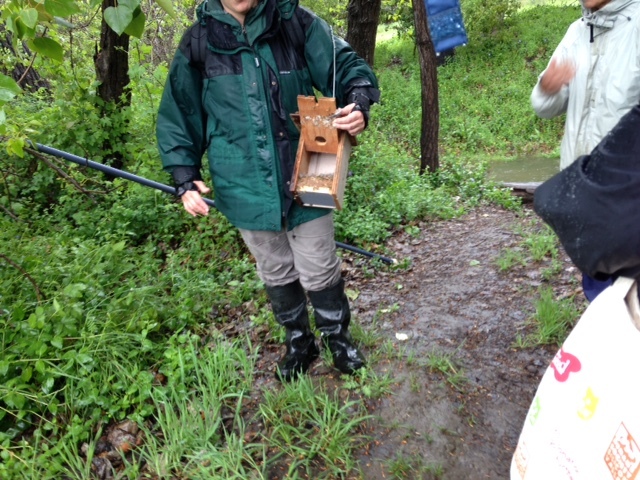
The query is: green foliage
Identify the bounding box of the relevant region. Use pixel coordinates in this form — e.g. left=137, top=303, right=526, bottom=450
left=461, top=0, right=520, bottom=44
left=259, top=377, right=371, bottom=477
left=0, top=3, right=584, bottom=477
left=134, top=334, right=258, bottom=479
left=375, top=4, right=578, bottom=157
left=1, top=0, right=80, bottom=59
left=300, top=0, right=348, bottom=33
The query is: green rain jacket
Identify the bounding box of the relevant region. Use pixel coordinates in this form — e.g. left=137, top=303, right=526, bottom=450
left=156, top=0, right=380, bottom=231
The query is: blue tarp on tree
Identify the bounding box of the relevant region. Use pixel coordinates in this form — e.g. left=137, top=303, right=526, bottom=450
left=425, top=0, right=468, bottom=53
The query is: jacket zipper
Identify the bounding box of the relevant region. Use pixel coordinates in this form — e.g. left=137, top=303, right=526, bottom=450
left=243, top=25, right=260, bottom=67
left=243, top=23, right=282, bottom=222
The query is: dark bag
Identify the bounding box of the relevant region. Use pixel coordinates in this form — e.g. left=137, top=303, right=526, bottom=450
left=533, top=103, right=640, bottom=280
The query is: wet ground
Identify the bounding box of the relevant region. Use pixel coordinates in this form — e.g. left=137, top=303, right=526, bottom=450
left=61, top=200, right=590, bottom=480
left=486, top=157, right=559, bottom=184
left=352, top=204, right=587, bottom=479
left=255, top=203, right=584, bottom=479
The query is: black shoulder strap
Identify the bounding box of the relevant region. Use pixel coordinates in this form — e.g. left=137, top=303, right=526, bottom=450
left=189, top=9, right=307, bottom=71
left=284, top=10, right=306, bottom=60
left=189, top=22, right=209, bottom=73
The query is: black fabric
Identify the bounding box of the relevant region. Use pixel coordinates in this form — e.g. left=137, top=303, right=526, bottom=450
left=268, top=8, right=308, bottom=72
left=172, top=166, right=202, bottom=185
left=346, top=85, right=381, bottom=127
left=533, top=103, right=640, bottom=280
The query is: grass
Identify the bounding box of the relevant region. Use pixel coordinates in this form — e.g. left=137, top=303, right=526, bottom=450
left=497, top=216, right=584, bottom=348
left=424, top=349, right=468, bottom=392
left=259, top=377, right=372, bottom=478
left=387, top=453, right=444, bottom=479
left=530, top=287, right=581, bottom=345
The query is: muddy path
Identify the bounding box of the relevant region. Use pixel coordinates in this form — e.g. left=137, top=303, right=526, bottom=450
left=250, top=204, right=586, bottom=479
left=347, top=204, right=584, bottom=479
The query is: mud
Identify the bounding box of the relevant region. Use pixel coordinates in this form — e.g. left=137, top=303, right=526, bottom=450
left=253, top=204, right=586, bottom=479
left=348, top=204, right=584, bottom=479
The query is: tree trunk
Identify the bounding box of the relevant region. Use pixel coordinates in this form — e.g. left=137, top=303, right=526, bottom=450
left=413, top=0, right=440, bottom=174
left=345, top=0, right=381, bottom=67
left=94, top=0, right=131, bottom=172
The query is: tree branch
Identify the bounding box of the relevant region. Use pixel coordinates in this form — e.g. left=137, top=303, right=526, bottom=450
left=0, top=203, right=21, bottom=222
left=25, top=147, right=99, bottom=205
left=0, top=253, right=45, bottom=302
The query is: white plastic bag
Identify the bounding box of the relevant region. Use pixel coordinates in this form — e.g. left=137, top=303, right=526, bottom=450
left=511, top=277, right=640, bottom=480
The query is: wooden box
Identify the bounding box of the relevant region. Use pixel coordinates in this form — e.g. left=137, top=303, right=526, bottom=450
left=290, top=96, right=355, bottom=210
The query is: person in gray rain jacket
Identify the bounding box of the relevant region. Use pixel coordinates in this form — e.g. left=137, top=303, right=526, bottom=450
left=156, top=0, right=380, bottom=381
left=531, top=0, right=640, bottom=301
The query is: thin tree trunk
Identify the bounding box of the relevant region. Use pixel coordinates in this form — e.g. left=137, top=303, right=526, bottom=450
left=345, top=0, right=381, bottom=67
left=94, top=0, right=131, bottom=172
left=413, top=0, right=439, bottom=174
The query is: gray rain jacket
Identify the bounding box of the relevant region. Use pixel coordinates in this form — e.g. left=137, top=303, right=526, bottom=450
left=531, top=0, right=640, bottom=170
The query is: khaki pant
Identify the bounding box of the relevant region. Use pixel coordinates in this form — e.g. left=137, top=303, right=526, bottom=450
left=238, top=214, right=341, bottom=291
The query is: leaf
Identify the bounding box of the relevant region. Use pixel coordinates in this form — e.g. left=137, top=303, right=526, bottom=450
left=124, top=9, right=145, bottom=39
left=51, top=336, right=64, bottom=349
left=42, top=377, right=55, bottom=394
left=21, top=366, right=33, bottom=382
left=103, top=5, right=134, bottom=36
left=28, top=37, right=64, bottom=61
left=6, top=137, right=26, bottom=158
left=0, top=74, right=22, bottom=103
left=19, top=8, right=39, bottom=29
left=118, top=0, right=141, bottom=10
left=44, top=0, right=81, bottom=18
left=154, top=0, right=175, bottom=17
left=76, top=353, right=93, bottom=365
left=6, top=392, right=26, bottom=410
left=35, top=360, right=46, bottom=374
left=13, top=17, right=34, bottom=40
left=63, top=283, right=87, bottom=298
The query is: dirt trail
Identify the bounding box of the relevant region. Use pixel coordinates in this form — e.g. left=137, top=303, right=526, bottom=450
left=344, top=204, right=583, bottom=479
left=250, top=204, right=584, bottom=479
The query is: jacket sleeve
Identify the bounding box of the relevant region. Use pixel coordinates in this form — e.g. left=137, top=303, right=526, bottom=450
left=302, top=12, right=380, bottom=110
left=156, top=25, right=208, bottom=175
left=531, top=71, right=569, bottom=119
left=530, top=25, right=576, bottom=119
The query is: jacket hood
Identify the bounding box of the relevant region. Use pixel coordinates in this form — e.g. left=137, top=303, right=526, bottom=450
left=581, top=0, right=639, bottom=28
left=195, top=0, right=298, bottom=45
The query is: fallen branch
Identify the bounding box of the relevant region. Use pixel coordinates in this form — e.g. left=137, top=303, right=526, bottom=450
left=0, top=253, right=45, bottom=302
left=0, top=204, right=21, bottom=222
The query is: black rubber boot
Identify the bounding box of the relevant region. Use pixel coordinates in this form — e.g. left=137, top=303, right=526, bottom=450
left=308, top=278, right=366, bottom=374
left=265, top=280, right=319, bottom=382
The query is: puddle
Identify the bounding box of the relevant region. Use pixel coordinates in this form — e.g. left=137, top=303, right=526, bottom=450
left=487, top=157, right=559, bottom=184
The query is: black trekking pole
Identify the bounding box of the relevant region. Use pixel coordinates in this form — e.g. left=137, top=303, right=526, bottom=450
left=33, top=143, right=397, bottom=265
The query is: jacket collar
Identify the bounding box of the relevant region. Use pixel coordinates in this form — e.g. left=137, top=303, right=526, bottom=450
left=582, top=0, right=638, bottom=29
left=197, top=0, right=281, bottom=47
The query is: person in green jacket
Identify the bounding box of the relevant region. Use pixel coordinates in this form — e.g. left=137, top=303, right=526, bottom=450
left=156, top=0, right=380, bottom=381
